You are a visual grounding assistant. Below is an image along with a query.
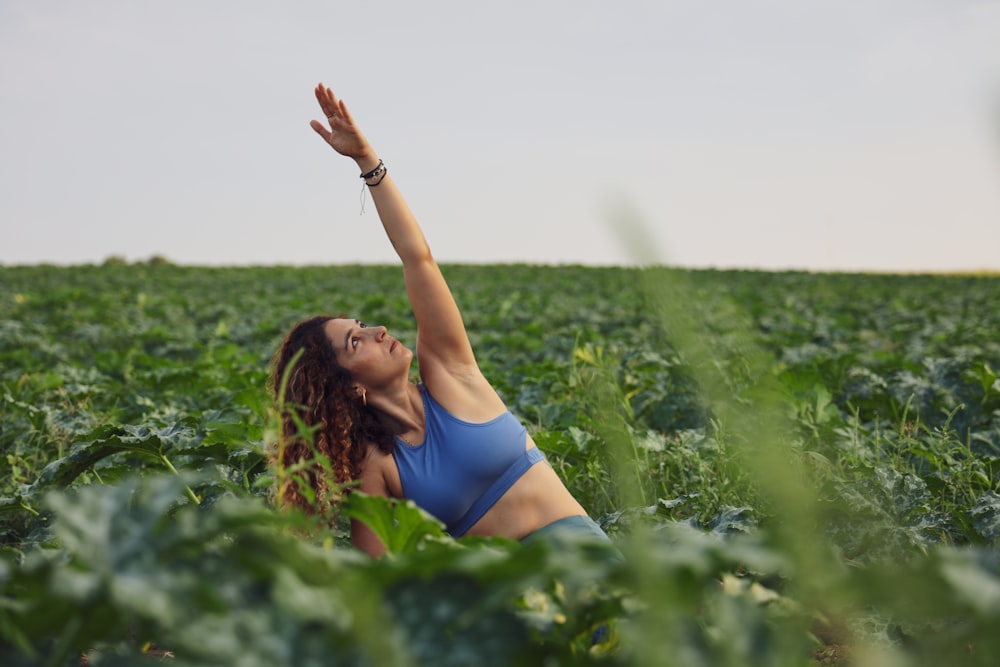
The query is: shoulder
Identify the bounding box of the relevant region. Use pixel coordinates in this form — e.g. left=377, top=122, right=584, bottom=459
left=420, top=369, right=509, bottom=423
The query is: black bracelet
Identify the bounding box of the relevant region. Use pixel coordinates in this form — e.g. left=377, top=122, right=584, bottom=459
left=359, top=159, right=385, bottom=180
left=366, top=169, right=388, bottom=186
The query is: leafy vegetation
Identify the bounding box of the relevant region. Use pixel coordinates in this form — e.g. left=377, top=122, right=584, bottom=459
left=1, top=263, right=998, bottom=665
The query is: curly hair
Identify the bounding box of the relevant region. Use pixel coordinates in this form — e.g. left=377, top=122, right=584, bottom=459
left=269, top=315, right=395, bottom=515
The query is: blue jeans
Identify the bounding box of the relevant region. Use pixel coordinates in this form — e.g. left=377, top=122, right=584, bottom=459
left=521, top=515, right=613, bottom=544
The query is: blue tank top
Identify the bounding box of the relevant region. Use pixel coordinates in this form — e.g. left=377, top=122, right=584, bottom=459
left=392, top=385, right=545, bottom=537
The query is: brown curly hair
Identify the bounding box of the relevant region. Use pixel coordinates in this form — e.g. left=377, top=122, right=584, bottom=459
left=269, top=315, right=395, bottom=515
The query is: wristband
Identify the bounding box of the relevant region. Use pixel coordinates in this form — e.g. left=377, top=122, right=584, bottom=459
left=359, top=159, right=385, bottom=181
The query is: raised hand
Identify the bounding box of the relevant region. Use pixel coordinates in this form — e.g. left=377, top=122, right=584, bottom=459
left=309, top=84, right=377, bottom=165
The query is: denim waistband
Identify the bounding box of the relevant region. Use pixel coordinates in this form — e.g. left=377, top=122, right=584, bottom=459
left=520, top=514, right=611, bottom=544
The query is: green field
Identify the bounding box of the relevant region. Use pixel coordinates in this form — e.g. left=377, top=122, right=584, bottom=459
left=2, top=263, right=999, bottom=666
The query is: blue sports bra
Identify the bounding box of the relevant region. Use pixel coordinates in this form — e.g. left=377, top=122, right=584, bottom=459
left=392, top=384, right=545, bottom=537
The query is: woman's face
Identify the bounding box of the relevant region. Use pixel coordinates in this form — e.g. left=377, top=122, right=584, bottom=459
left=323, top=318, right=411, bottom=388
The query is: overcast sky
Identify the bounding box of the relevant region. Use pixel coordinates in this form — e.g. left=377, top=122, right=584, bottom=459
left=2, top=0, right=998, bottom=272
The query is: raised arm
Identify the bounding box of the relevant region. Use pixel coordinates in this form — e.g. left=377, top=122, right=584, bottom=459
left=309, top=84, right=479, bottom=385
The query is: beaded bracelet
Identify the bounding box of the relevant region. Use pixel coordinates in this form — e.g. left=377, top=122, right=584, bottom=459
left=358, top=160, right=387, bottom=214
left=366, top=168, right=387, bottom=187
left=360, top=159, right=386, bottom=181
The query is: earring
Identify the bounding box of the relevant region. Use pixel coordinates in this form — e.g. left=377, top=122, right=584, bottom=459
left=361, top=389, right=367, bottom=407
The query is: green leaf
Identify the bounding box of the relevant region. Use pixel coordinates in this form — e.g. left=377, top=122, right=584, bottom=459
left=970, top=491, right=1000, bottom=541
left=340, top=492, right=447, bottom=554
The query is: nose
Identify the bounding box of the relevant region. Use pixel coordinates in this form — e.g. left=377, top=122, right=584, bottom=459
left=373, top=325, right=388, bottom=341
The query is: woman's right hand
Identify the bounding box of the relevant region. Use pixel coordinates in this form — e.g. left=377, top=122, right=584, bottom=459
left=309, top=83, right=379, bottom=170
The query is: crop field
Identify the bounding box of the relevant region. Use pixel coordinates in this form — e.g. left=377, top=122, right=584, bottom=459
left=1, top=263, right=999, bottom=666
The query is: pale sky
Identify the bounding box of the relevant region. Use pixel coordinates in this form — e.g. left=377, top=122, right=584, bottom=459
left=2, top=0, right=999, bottom=272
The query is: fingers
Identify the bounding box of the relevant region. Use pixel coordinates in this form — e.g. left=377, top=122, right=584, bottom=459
left=314, top=83, right=343, bottom=124
left=336, top=98, right=355, bottom=126
left=314, top=83, right=337, bottom=116
left=310, top=83, right=366, bottom=154
left=310, top=83, right=341, bottom=147
left=315, top=83, right=355, bottom=126
left=309, top=119, right=332, bottom=143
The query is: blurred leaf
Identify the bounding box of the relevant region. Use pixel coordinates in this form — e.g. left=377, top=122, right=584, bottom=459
left=340, top=492, right=447, bottom=555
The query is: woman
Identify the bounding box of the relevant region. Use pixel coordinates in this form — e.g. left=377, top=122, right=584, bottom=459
left=271, top=83, right=609, bottom=559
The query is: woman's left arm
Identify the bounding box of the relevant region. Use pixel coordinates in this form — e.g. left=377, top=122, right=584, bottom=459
left=310, top=84, right=478, bottom=381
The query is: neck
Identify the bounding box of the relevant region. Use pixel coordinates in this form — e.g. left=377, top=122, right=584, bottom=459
left=366, top=380, right=424, bottom=437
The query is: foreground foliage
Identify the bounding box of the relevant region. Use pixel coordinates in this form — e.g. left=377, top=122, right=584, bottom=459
left=1, top=263, right=998, bottom=665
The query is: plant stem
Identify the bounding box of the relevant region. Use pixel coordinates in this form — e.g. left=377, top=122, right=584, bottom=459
left=159, top=454, right=200, bottom=505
